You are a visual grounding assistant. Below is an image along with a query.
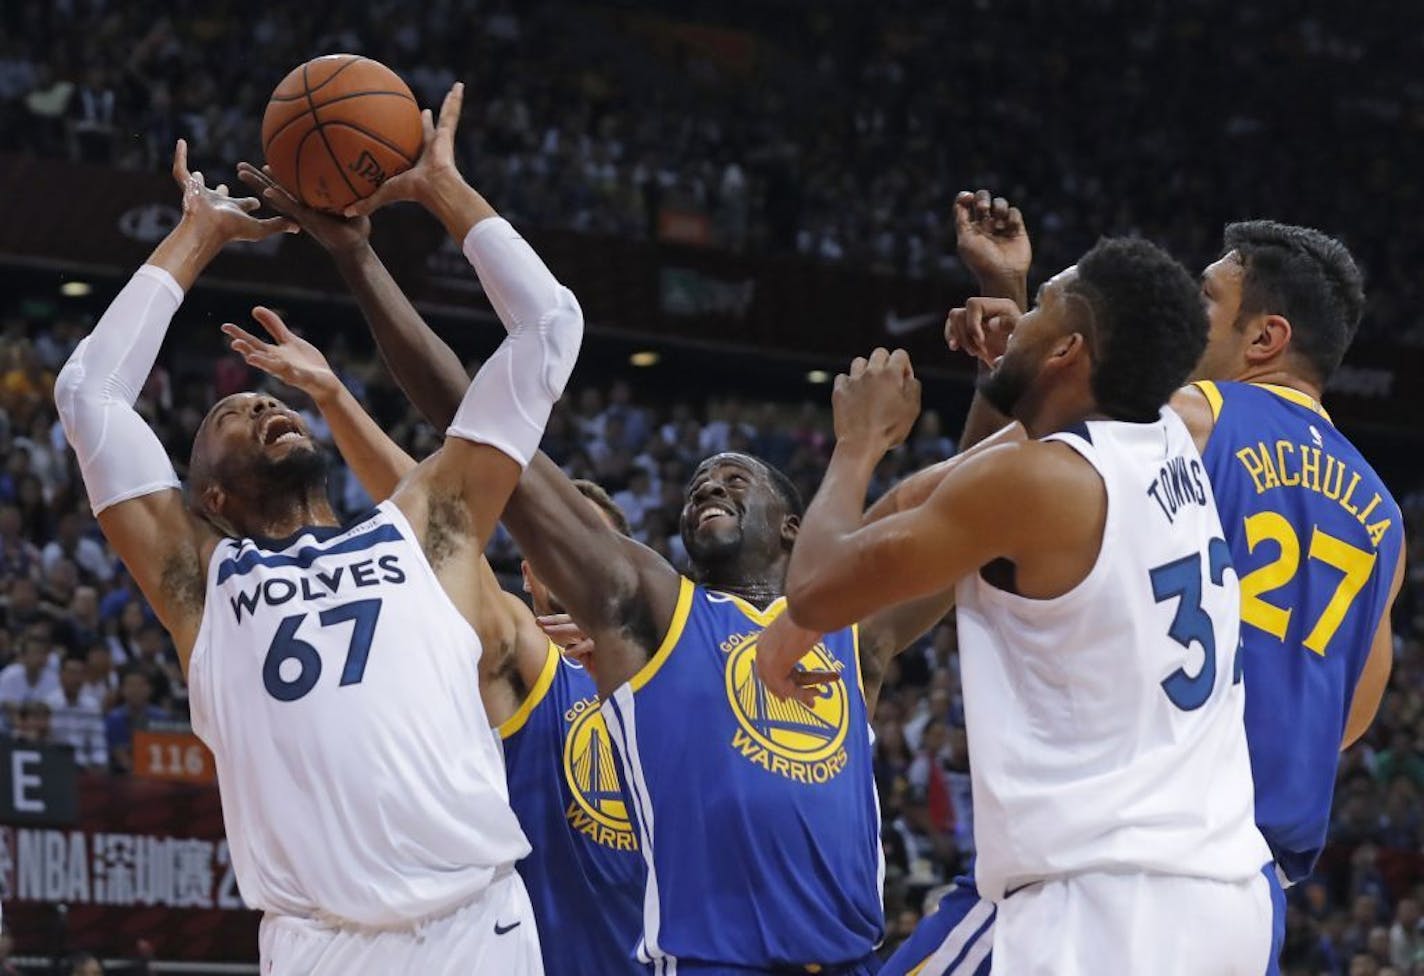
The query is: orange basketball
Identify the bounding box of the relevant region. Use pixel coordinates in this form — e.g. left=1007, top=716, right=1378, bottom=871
left=261, top=55, right=423, bottom=213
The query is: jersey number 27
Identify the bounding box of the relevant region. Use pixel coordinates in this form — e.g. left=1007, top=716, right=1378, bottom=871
left=1149, top=539, right=1239, bottom=711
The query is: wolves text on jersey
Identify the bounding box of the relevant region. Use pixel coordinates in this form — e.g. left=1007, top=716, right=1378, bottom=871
left=228, top=555, right=407, bottom=624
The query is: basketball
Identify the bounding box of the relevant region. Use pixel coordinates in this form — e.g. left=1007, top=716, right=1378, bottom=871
left=261, top=54, right=423, bottom=213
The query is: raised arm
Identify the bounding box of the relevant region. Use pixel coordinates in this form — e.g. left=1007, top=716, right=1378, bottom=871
left=220, top=309, right=416, bottom=500
left=54, top=142, right=295, bottom=666
left=246, top=88, right=682, bottom=691
left=950, top=190, right=1032, bottom=450
left=759, top=349, right=1100, bottom=698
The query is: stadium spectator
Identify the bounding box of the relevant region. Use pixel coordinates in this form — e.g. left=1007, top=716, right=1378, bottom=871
left=0, top=622, right=60, bottom=717
left=11, top=698, right=51, bottom=745
left=46, top=652, right=107, bottom=768
left=105, top=666, right=169, bottom=774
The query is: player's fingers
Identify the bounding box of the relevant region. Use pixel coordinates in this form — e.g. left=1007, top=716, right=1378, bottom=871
left=250, top=306, right=297, bottom=344
left=254, top=215, right=300, bottom=236
left=171, top=139, right=189, bottom=185
left=1008, top=206, right=1026, bottom=233
left=974, top=188, right=992, bottom=221
left=867, top=347, right=890, bottom=369
left=343, top=178, right=402, bottom=218
left=952, top=191, right=974, bottom=231
left=963, top=301, right=989, bottom=358
left=215, top=183, right=230, bottom=197
left=236, top=195, right=262, bottom=213
left=220, top=322, right=268, bottom=349
left=888, top=348, right=913, bottom=377
left=237, top=164, right=276, bottom=194
left=563, top=639, right=597, bottom=666
left=991, top=196, right=1009, bottom=224
left=436, top=82, right=465, bottom=136
left=945, top=308, right=965, bottom=351
left=848, top=356, right=869, bottom=378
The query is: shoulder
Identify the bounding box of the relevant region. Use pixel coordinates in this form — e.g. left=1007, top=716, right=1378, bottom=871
left=942, top=437, right=1100, bottom=501
left=1169, top=383, right=1221, bottom=452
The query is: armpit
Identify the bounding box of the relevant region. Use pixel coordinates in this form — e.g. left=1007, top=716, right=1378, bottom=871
left=424, top=489, right=472, bottom=572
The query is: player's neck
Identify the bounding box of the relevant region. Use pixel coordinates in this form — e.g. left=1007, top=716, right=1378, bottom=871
left=1017, top=386, right=1102, bottom=439
left=243, top=492, right=341, bottom=543
left=1232, top=366, right=1324, bottom=404
left=699, top=563, right=785, bottom=609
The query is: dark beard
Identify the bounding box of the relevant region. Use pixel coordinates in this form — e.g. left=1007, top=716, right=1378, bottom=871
left=255, top=444, right=329, bottom=497
left=215, top=444, right=331, bottom=522
left=977, top=358, right=1034, bottom=417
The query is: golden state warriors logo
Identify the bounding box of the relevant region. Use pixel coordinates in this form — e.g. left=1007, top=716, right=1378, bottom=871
left=723, top=632, right=851, bottom=783
left=561, top=698, right=638, bottom=852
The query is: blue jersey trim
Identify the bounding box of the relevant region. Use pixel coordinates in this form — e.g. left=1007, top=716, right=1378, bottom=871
left=215, top=524, right=403, bottom=584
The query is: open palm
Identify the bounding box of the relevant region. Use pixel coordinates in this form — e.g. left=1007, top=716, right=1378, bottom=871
left=221, top=308, right=339, bottom=402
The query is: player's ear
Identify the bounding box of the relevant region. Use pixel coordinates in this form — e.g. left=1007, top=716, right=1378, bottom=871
left=1245, top=313, right=1292, bottom=365
left=780, top=513, right=800, bottom=551
left=520, top=560, right=534, bottom=595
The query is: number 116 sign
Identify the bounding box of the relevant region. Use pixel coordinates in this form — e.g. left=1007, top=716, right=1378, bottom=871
left=134, top=730, right=217, bottom=784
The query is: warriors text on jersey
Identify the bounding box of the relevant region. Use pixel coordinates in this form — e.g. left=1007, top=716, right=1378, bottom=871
left=187, top=501, right=529, bottom=928
left=1195, top=381, right=1403, bottom=882
left=502, top=644, right=648, bottom=974
left=955, top=411, right=1270, bottom=901
left=601, top=579, right=883, bottom=972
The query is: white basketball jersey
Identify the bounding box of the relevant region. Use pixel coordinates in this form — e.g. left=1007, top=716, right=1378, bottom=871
left=956, top=410, right=1269, bottom=901
left=187, top=500, right=529, bottom=928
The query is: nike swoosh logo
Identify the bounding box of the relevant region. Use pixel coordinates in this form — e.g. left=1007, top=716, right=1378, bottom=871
left=494, top=920, right=521, bottom=936
left=884, top=311, right=941, bottom=337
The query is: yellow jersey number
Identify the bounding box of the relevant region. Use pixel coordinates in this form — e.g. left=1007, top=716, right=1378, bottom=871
left=1238, top=511, right=1376, bottom=656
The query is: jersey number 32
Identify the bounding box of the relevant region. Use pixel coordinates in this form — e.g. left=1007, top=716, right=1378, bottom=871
left=1149, top=539, right=1239, bottom=712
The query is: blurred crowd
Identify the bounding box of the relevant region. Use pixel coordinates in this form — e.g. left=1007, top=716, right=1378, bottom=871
left=4, top=0, right=1424, bottom=345
left=1, top=296, right=1422, bottom=973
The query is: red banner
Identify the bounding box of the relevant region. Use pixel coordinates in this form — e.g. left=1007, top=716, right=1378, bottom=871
left=1, top=774, right=258, bottom=961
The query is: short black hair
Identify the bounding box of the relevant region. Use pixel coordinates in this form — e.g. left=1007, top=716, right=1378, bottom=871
left=1222, top=220, right=1365, bottom=385
left=571, top=479, right=632, bottom=537
left=757, top=459, right=804, bottom=519
left=1068, top=237, right=1208, bottom=422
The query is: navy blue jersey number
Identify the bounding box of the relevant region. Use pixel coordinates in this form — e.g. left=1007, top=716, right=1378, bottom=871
left=1149, top=539, right=1232, bottom=711
left=263, top=598, right=384, bottom=702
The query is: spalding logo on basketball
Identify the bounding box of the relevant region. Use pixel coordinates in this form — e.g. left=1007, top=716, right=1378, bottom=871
left=262, top=55, right=423, bottom=213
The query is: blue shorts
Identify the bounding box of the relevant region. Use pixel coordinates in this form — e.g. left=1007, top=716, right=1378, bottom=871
left=878, top=879, right=993, bottom=976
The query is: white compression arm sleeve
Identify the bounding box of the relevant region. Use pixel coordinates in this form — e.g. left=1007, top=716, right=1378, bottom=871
left=54, top=265, right=183, bottom=514
left=446, top=217, right=584, bottom=468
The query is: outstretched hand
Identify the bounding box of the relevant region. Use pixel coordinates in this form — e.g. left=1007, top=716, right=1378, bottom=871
left=954, top=189, right=1031, bottom=290
left=755, top=614, right=840, bottom=707
left=945, top=296, right=1022, bottom=367
left=172, top=139, right=297, bottom=244
left=343, top=82, right=466, bottom=219
left=236, top=162, right=370, bottom=255
left=221, top=308, right=340, bottom=403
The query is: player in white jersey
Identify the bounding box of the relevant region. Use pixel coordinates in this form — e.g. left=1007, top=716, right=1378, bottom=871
left=759, top=238, right=1275, bottom=974
left=53, top=84, right=581, bottom=974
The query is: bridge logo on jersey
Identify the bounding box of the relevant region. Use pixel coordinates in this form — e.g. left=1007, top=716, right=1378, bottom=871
left=722, top=632, right=850, bottom=784
left=561, top=698, right=637, bottom=852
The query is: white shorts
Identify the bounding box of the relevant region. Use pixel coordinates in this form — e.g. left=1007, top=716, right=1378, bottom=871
left=258, top=869, right=542, bottom=976
left=992, top=870, right=1273, bottom=976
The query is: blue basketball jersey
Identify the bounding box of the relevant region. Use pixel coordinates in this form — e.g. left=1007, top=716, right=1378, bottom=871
left=601, top=578, right=884, bottom=972
left=501, top=644, right=649, bottom=975
left=1196, top=381, right=1403, bottom=882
